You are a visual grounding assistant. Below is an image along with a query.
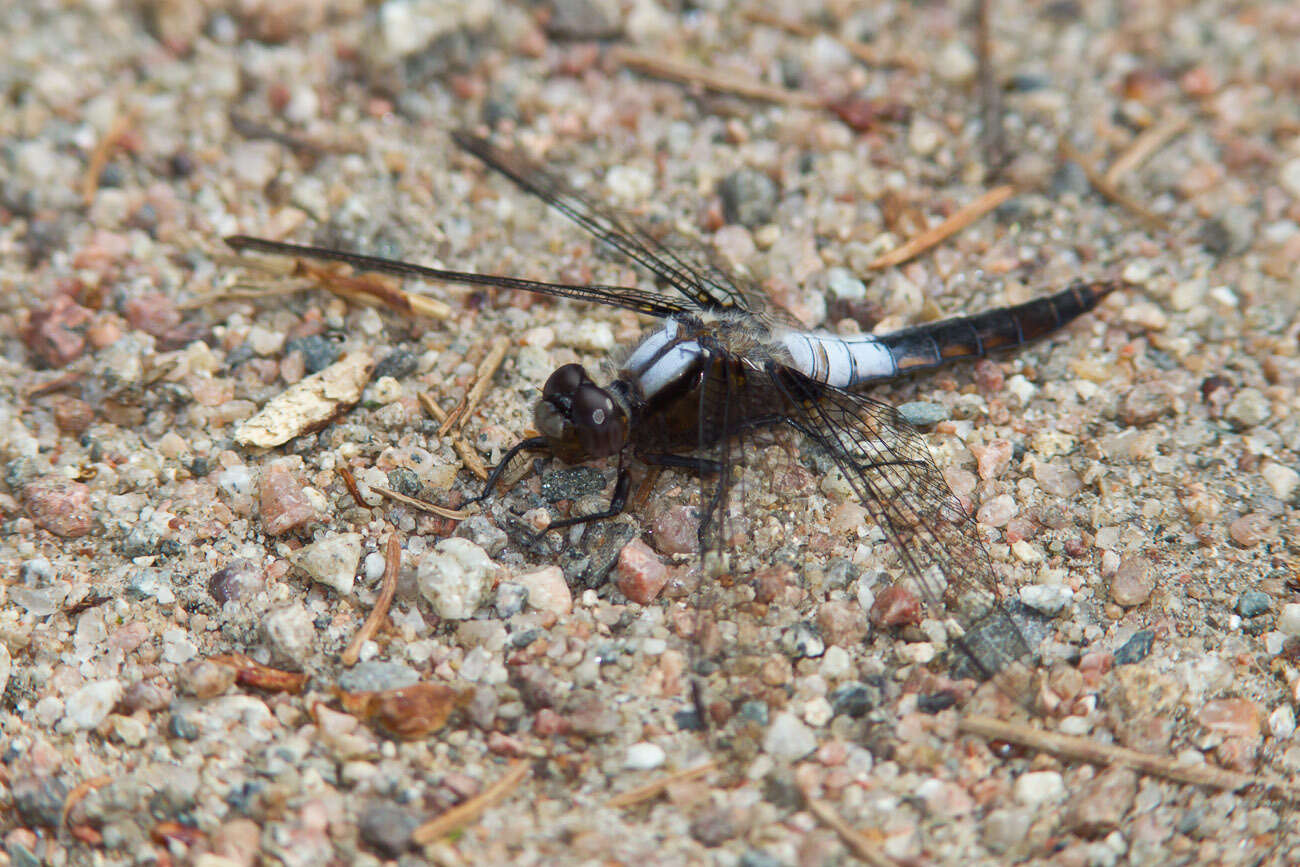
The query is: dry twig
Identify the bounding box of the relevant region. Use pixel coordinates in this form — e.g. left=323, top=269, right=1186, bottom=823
left=1058, top=138, right=1168, bottom=233
left=868, top=185, right=1016, bottom=269
left=605, top=760, right=719, bottom=809
left=341, top=533, right=402, bottom=666
left=296, top=261, right=451, bottom=320
left=370, top=484, right=470, bottom=520
left=610, top=47, right=823, bottom=108
left=1104, top=113, right=1189, bottom=186
left=959, top=715, right=1300, bottom=801
left=802, top=791, right=901, bottom=867
left=82, top=109, right=139, bottom=205
left=337, top=465, right=366, bottom=509
left=412, top=760, right=531, bottom=845
left=438, top=336, right=510, bottom=436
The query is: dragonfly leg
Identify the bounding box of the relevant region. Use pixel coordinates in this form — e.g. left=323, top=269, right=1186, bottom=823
left=470, top=436, right=549, bottom=504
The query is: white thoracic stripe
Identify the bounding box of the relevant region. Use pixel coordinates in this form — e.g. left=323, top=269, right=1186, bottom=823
left=636, top=339, right=701, bottom=399
left=781, top=332, right=897, bottom=387
left=622, top=320, right=679, bottom=374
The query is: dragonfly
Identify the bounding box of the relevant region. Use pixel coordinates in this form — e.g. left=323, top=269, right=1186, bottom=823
left=227, top=131, right=1117, bottom=709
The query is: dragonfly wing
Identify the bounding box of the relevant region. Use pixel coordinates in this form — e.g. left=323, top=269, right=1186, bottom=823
left=454, top=131, right=793, bottom=321
left=767, top=364, right=1038, bottom=703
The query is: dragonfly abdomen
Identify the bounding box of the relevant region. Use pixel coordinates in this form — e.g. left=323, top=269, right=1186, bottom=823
left=879, top=280, right=1117, bottom=377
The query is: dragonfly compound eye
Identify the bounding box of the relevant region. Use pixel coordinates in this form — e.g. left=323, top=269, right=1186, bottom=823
left=543, top=363, right=589, bottom=399
left=572, top=384, right=627, bottom=457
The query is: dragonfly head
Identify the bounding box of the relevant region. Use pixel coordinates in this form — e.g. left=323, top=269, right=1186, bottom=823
left=535, top=363, right=628, bottom=460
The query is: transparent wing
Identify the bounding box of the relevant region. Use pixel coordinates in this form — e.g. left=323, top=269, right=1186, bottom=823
left=453, top=131, right=794, bottom=322
left=223, top=235, right=690, bottom=318
left=767, top=364, right=1037, bottom=702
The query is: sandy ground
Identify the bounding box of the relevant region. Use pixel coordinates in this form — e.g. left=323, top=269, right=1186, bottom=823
left=2, top=1, right=1299, bottom=864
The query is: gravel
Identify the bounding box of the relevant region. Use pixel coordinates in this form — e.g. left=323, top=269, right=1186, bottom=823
left=2, top=1, right=1297, bottom=864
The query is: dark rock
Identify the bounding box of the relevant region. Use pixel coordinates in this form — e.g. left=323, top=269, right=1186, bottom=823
left=1236, top=590, right=1271, bottom=618
left=385, top=467, right=422, bottom=498
left=372, top=348, right=418, bottom=381
left=540, top=466, right=607, bottom=503
left=358, top=802, right=419, bottom=857
left=830, top=681, right=881, bottom=718
left=718, top=169, right=778, bottom=228
left=284, top=334, right=339, bottom=373
left=12, top=775, right=70, bottom=827
left=1114, top=630, right=1155, bottom=665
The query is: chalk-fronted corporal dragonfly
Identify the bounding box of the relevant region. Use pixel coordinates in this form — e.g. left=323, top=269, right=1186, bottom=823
left=228, top=131, right=1116, bottom=706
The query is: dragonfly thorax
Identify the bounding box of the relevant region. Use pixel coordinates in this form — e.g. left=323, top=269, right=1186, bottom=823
left=535, top=363, right=629, bottom=461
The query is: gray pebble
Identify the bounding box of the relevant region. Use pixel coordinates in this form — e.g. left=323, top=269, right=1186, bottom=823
left=372, top=348, right=417, bottom=381
left=780, top=622, right=825, bottom=658
left=12, top=774, right=70, bottom=827
left=453, top=514, right=509, bottom=557
left=262, top=602, right=315, bottom=666
left=284, top=335, right=339, bottom=373
left=1236, top=590, right=1271, bottom=619
left=337, top=661, right=420, bottom=694
left=494, top=581, right=529, bottom=618
left=897, top=401, right=950, bottom=427
left=718, top=169, right=778, bottom=228
left=358, top=802, right=419, bottom=858
left=1114, top=630, right=1154, bottom=665
left=1225, top=388, right=1270, bottom=429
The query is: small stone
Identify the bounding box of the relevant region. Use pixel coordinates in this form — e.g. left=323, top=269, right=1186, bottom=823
left=780, top=622, right=826, bottom=659
left=625, top=742, right=667, bottom=771
left=1278, top=603, right=1300, bottom=637
left=896, top=401, right=949, bottom=426
left=179, top=660, right=237, bottom=698
left=209, top=559, right=265, bottom=603
left=262, top=602, right=315, bottom=666
left=565, top=692, right=619, bottom=737
left=417, top=538, right=495, bottom=620
left=802, top=696, right=833, bottom=727
left=1228, top=512, right=1271, bottom=548
left=763, top=712, right=817, bottom=761
left=12, top=775, right=70, bottom=827
left=971, top=439, right=1014, bottom=480
left=1114, top=630, right=1155, bottom=665
left=1224, top=388, right=1270, bottom=429
left=1197, top=698, right=1260, bottom=738
left=1236, top=591, right=1271, bottom=618
left=690, top=806, right=738, bottom=847
left=23, top=477, right=93, bottom=538
left=494, top=581, right=528, bottom=618
left=290, top=532, right=363, bottom=595
left=1110, top=556, right=1155, bottom=607
left=65, top=679, right=123, bottom=729
left=1019, top=584, right=1071, bottom=617
left=1069, top=767, right=1138, bottom=837
left=1269, top=706, right=1296, bottom=740
left=934, top=39, right=977, bottom=83
left=1013, top=770, right=1066, bottom=806
left=824, top=266, right=866, bottom=301
left=1280, top=157, right=1300, bottom=198
left=259, top=465, right=317, bottom=536
left=358, top=802, right=419, bottom=858
left=1120, top=382, right=1176, bottom=426
left=1034, top=462, right=1083, bottom=497
left=545, top=0, right=619, bottom=39
left=718, top=168, right=778, bottom=228
left=23, top=295, right=93, bottom=367
left=616, top=538, right=669, bottom=604
left=977, top=493, right=1018, bottom=527
left=124, top=292, right=182, bottom=339
left=870, top=584, right=921, bottom=627
left=1261, top=462, right=1299, bottom=500
left=285, top=334, right=340, bottom=374
left=338, top=661, right=420, bottom=694
left=518, top=565, right=571, bottom=616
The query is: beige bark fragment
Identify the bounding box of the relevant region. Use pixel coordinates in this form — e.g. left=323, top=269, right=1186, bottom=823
left=235, top=352, right=374, bottom=448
